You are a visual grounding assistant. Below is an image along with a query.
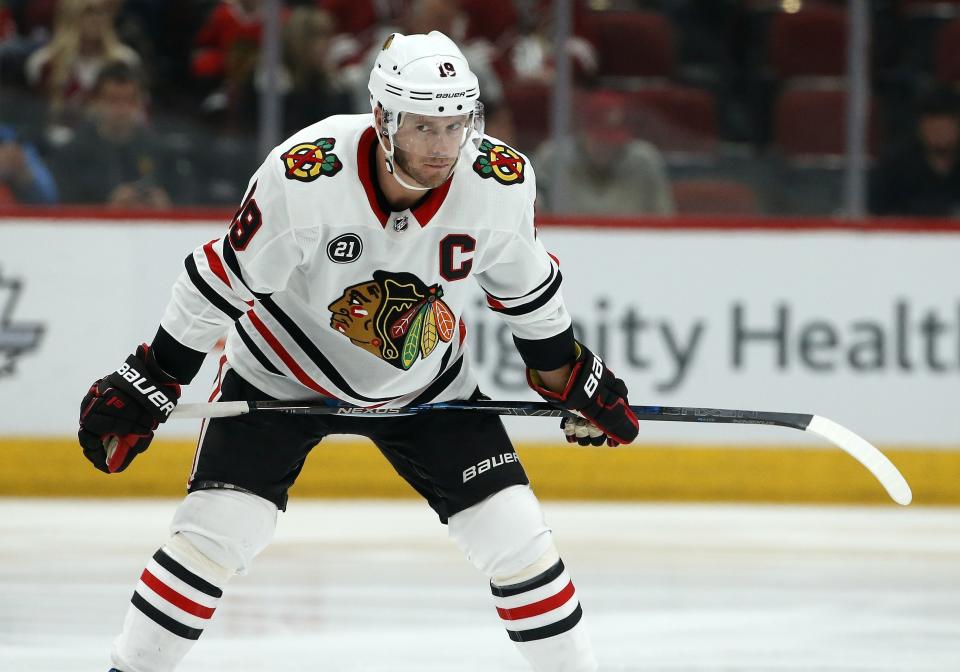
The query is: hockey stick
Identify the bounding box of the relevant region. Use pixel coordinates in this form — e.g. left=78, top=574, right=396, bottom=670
left=170, top=399, right=912, bottom=506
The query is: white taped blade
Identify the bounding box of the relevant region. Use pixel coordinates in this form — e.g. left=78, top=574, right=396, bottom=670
left=105, top=436, right=118, bottom=463
left=806, top=415, right=912, bottom=506
left=171, top=401, right=250, bottom=420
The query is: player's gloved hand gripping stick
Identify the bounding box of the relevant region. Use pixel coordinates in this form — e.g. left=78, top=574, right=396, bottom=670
left=526, top=342, right=639, bottom=447
left=78, top=344, right=180, bottom=473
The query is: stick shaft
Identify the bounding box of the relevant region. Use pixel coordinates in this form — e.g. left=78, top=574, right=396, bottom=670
left=171, top=398, right=911, bottom=506
left=173, top=399, right=812, bottom=431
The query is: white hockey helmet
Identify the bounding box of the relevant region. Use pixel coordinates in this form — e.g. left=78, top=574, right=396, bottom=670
left=368, top=31, right=485, bottom=190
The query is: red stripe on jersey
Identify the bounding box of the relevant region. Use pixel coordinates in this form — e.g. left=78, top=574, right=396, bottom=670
left=356, top=126, right=454, bottom=228
left=140, top=569, right=216, bottom=619
left=202, top=239, right=232, bottom=288
left=357, top=128, right=389, bottom=226
left=495, top=581, right=576, bottom=621
left=246, top=310, right=340, bottom=399
left=207, top=355, right=227, bottom=402
left=548, top=252, right=560, bottom=267
left=412, top=174, right=453, bottom=227
left=458, top=317, right=467, bottom=344
left=486, top=296, right=505, bottom=310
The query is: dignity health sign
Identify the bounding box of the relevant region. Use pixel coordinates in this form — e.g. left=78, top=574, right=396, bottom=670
left=1, top=217, right=957, bottom=446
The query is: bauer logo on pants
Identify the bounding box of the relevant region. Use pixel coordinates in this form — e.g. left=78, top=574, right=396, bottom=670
left=328, top=270, right=455, bottom=370
left=0, top=267, right=44, bottom=378
left=281, top=138, right=343, bottom=182
left=463, top=452, right=520, bottom=482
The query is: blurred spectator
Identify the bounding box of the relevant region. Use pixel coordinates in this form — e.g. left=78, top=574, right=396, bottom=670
left=192, top=0, right=264, bottom=86
left=239, top=7, right=352, bottom=134
left=342, top=0, right=504, bottom=114
left=25, top=0, right=140, bottom=143
left=870, top=88, right=960, bottom=217
left=316, top=0, right=405, bottom=39
left=52, top=61, right=176, bottom=208
left=192, top=1, right=302, bottom=128
left=482, top=100, right=517, bottom=146
left=0, top=125, right=58, bottom=204
left=533, top=90, right=674, bottom=215
left=496, top=0, right=596, bottom=86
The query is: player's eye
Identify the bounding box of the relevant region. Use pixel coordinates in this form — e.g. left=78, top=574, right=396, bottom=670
left=447, top=123, right=462, bottom=132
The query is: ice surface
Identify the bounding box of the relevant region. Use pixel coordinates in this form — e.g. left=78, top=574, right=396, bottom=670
left=1, top=499, right=958, bottom=671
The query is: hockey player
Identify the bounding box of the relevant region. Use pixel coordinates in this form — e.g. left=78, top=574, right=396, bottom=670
left=78, top=31, right=639, bottom=672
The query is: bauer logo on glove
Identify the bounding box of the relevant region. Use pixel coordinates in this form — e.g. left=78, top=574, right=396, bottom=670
left=527, top=342, right=639, bottom=447
left=78, top=344, right=181, bottom=473
left=115, top=361, right=177, bottom=417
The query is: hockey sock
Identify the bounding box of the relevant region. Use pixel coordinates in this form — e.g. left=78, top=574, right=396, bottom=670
left=491, top=558, right=598, bottom=672
left=111, top=536, right=231, bottom=672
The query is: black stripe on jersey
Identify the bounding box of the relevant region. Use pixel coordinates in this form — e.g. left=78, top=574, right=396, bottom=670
left=513, top=325, right=576, bottom=371
left=487, top=271, right=563, bottom=317
left=259, top=297, right=396, bottom=403
left=151, top=326, right=207, bottom=385
left=235, top=323, right=283, bottom=375
left=152, top=549, right=223, bottom=598
left=506, top=604, right=583, bottom=643
left=185, top=254, right=244, bottom=320
left=484, top=265, right=556, bottom=302
left=491, top=559, right=566, bottom=598
left=221, top=240, right=270, bottom=301
left=131, top=591, right=203, bottom=640
left=408, top=351, right=463, bottom=406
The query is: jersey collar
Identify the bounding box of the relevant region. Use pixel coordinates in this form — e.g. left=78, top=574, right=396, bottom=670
left=357, top=126, right=453, bottom=229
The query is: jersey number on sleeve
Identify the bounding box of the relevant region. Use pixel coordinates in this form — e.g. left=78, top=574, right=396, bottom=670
left=229, top=182, right=263, bottom=251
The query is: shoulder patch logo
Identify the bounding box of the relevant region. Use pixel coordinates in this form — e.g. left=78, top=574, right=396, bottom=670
left=281, top=137, right=342, bottom=182
left=472, top=138, right=525, bottom=185
left=326, top=233, right=363, bottom=263
left=328, top=271, right=455, bottom=370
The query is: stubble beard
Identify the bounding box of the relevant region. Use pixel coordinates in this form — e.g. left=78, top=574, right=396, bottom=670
left=393, top=147, right=453, bottom=189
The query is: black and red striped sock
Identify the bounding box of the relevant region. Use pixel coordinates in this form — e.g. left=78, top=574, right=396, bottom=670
left=111, top=544, right=228, bottom=671
left=491, top=559, right=597, bottom=671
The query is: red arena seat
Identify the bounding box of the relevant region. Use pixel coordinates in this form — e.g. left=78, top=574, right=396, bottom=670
left=585, top=11, right=676, bottom=79
left=767, top=6, right=849, bottom=79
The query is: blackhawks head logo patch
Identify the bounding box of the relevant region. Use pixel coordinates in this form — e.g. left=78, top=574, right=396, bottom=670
left=281, top=137, right=342, bottom=182
left=473, top=138, right=525, bottom=185
left=328, top=271, right=456, bottom=370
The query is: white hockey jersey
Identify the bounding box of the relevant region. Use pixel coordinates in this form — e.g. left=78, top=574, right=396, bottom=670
left=160, top=114, right=571, bottom=407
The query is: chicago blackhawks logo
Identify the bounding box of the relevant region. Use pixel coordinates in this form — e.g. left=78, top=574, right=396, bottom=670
left=281, top=137, right=342, bottom=182
left=473, top=139, right=525, bottom=185
left=328, top=271, right=455, bottom=370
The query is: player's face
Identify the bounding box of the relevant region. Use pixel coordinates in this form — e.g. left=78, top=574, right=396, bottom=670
left=391, top=113, right=469, bottom=188
left=328, top=282, right=383, bottom=353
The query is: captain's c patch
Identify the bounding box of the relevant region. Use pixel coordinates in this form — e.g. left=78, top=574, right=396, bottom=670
left=281, top=138, right=342, bottom=182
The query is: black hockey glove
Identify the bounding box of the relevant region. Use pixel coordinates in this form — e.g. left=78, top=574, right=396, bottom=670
left=527, top=342, right=639, bottom=447
left=78, top=344, right=181, bottom=473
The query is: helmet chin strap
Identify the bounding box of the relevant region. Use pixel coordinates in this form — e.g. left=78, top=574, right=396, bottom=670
left=375, top=129, right=459, bottom=192
left=375, top=131, right=430, bottom=192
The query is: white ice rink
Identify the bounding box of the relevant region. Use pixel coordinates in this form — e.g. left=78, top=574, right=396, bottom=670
left=1, top=499, right=958, bottom=671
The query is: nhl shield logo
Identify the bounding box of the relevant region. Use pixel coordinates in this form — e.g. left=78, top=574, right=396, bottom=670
left=281, top=137, right=343, bottom=182
left=328, top=270, right=455, bottom=370
left=473, top=139, right=525, bottom=185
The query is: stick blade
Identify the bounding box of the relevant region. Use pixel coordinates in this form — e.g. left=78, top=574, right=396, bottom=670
left=806, top=416, right=913, bottom=506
